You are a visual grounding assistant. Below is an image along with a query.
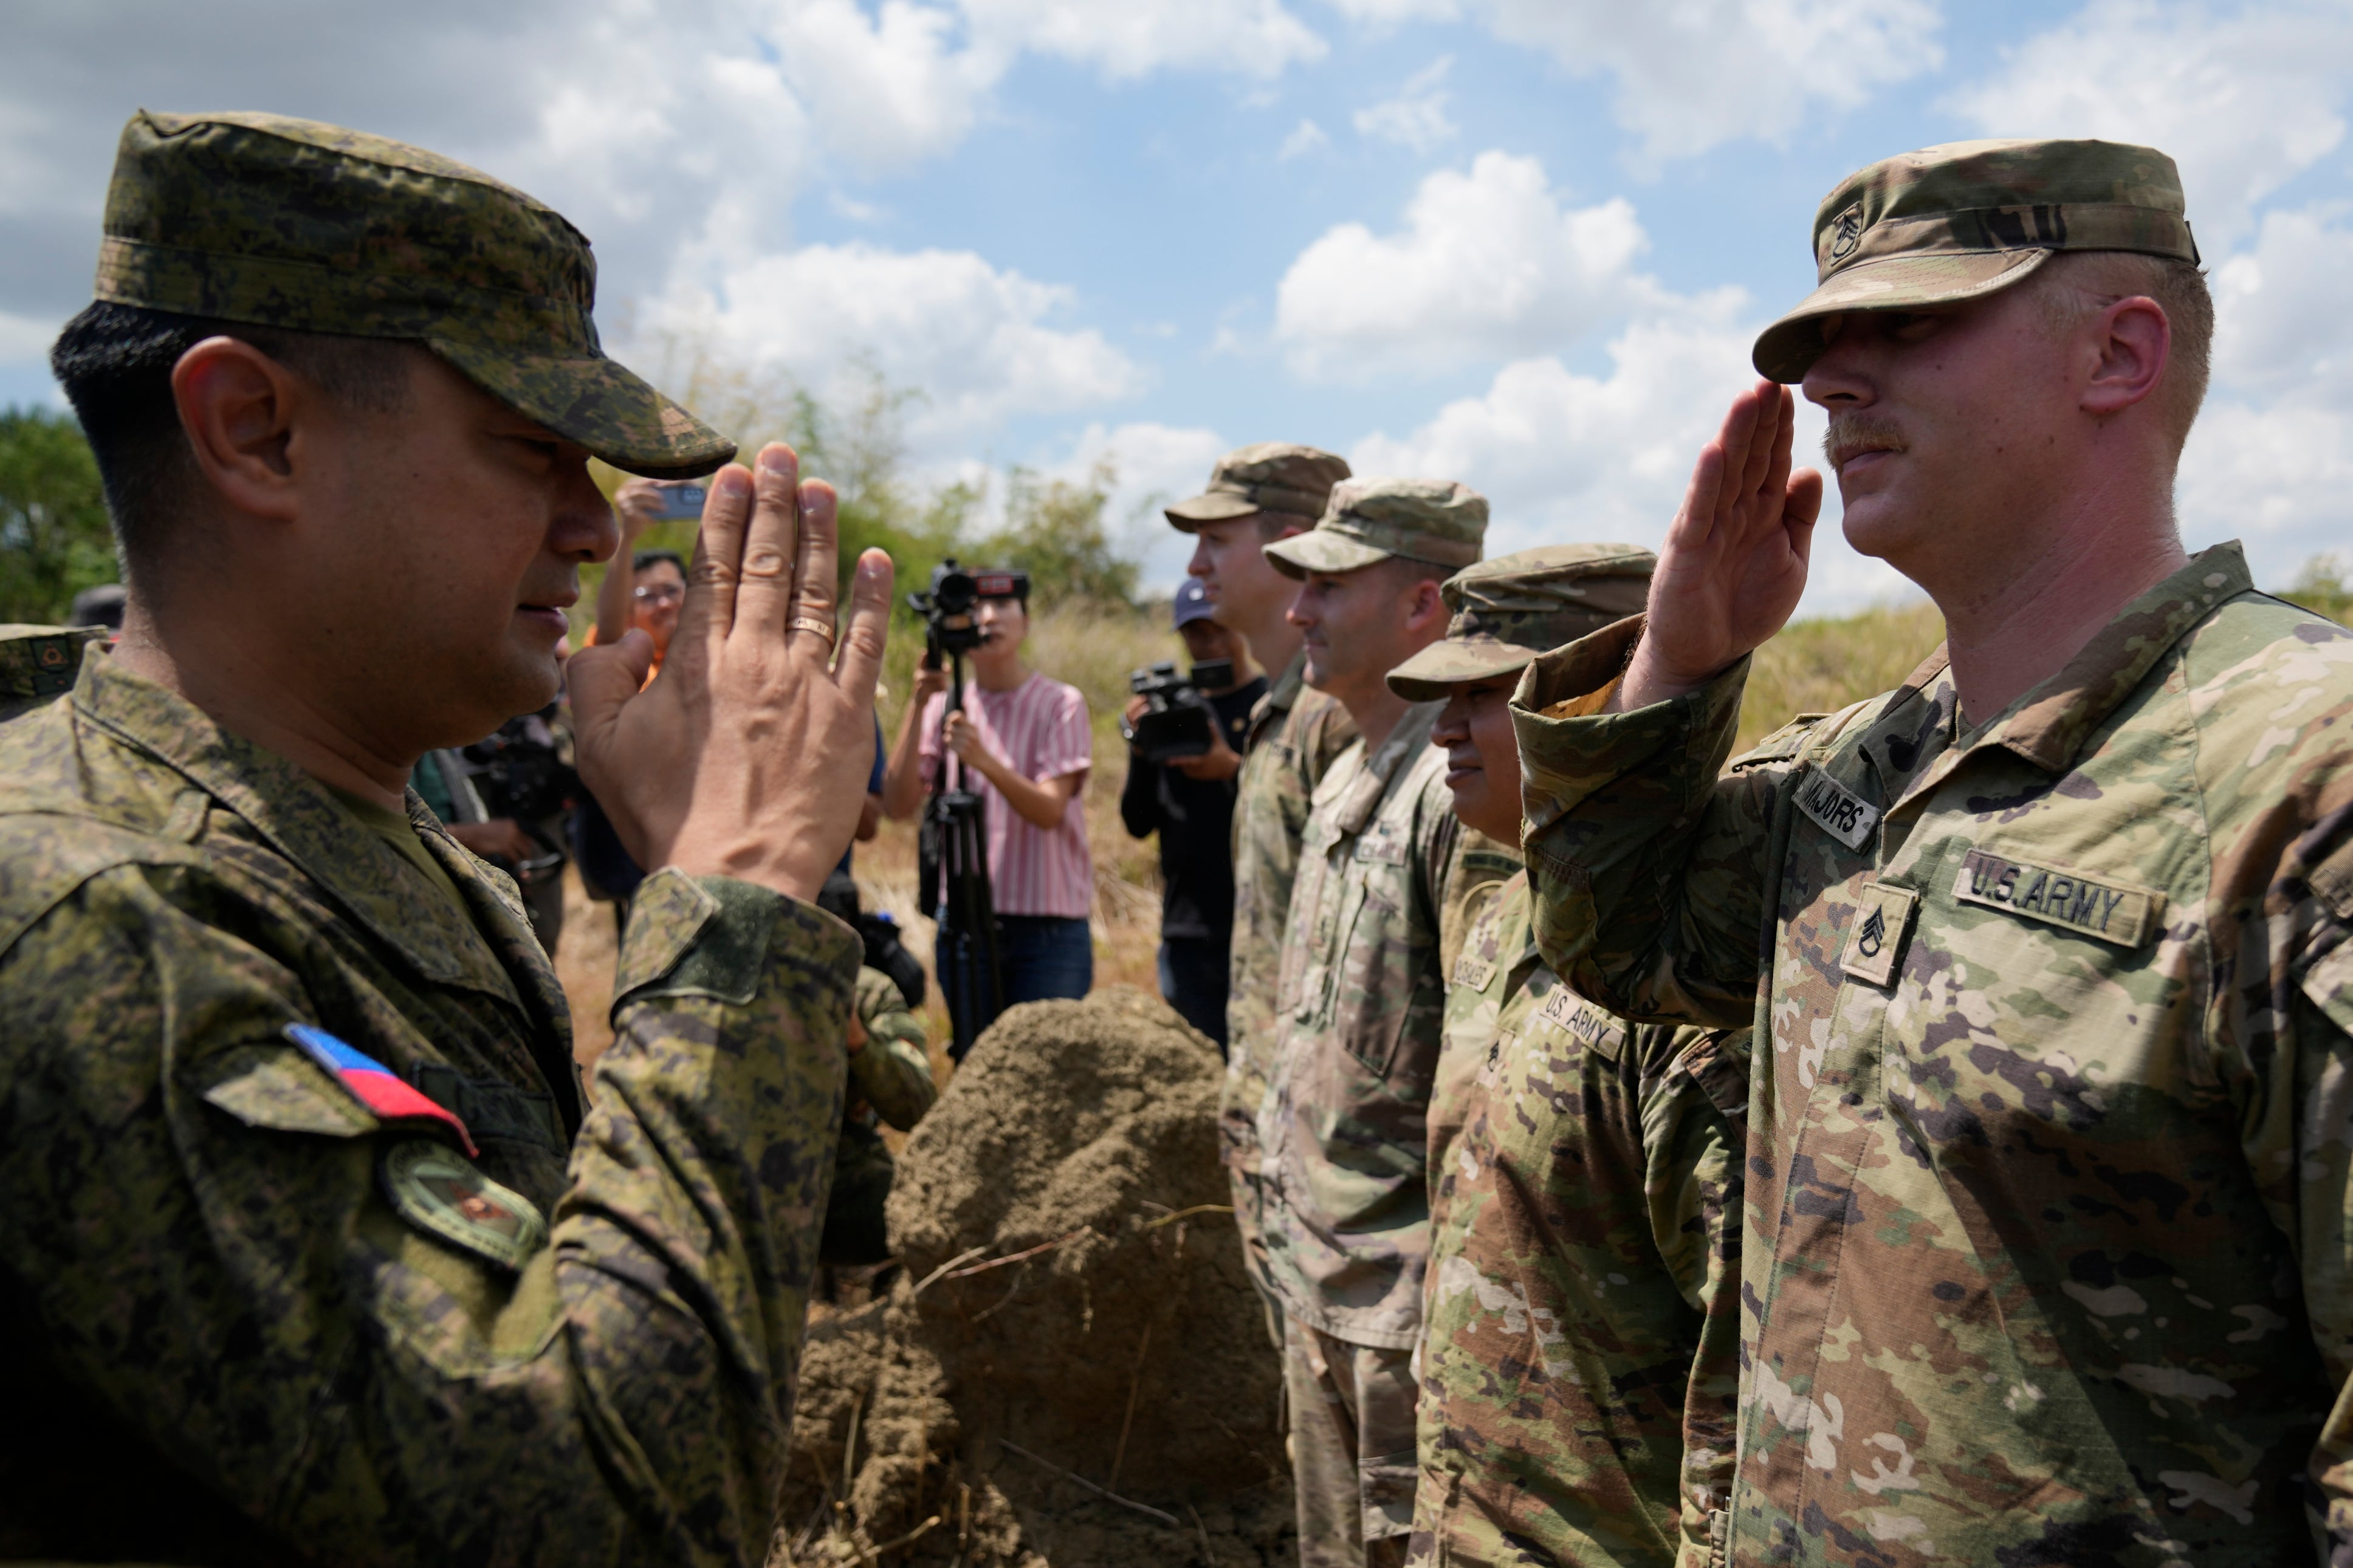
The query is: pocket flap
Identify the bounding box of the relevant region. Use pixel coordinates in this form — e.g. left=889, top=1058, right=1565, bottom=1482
left=199, top=1044, right=377, bottom=1138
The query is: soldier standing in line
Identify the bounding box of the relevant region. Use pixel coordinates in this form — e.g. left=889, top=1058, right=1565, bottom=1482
left=0, top=112, right=891, bottom=1564
left=1256, top=478, right=1486, bottom=1567
left=1385, top=544, right=1750, bottom=1568
left=1512, top=139, right=2353, bottom=1563
left=1163, top=442, right=1358, bottom=1338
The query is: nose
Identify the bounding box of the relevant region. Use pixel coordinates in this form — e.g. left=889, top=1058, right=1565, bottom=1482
left=565, top=464, right=622, bottom=564
left=1800, top=314, right=1874, bottom=411
left=1186, top=536, right=1212, bottom=580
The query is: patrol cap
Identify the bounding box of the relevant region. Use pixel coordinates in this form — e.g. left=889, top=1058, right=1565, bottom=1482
left=1164, top=442, right=1350, bottom=532
left=92, top=109, right=733, bottom=478
left=1753, top=138, right=2199, bottom=383
left=1387, top=544, right=1654, bottom=700
left=1263, top=476, right=1486, bottom=580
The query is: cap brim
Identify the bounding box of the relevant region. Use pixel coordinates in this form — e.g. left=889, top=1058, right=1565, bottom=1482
left=1386, top=640, right=1540, bottom=702
left=1751, top=249, right=2051, bottom=383
left=1163, top=491, right=1263, bottom=531
left=430, top=339, right=737, bottom=479
left=1263, top=529, right=1393, bottom=580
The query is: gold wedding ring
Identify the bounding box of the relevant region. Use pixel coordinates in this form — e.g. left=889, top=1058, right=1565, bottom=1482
left=789, top=615, right=837, bottom=643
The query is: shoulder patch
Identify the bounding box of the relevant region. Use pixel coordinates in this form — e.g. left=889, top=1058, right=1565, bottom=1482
left=286, top=1024, right=479, bottom=1155
left=1951, top=849, right=2164, bottom=948
left=1531, top=985, right=1628, bottom=1063
left=379, top=1139, right=548, bottom=1271
left=1793, top=764, right=1881, bottom=852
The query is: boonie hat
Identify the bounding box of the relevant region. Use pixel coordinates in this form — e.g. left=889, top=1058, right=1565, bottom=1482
left=1165, top=442, right=1350, bottom=532
left=1264, top=476, right=1486, bottom=580
left=1387, top=544, right=1654, bottom=700
left=92, top=110, right=733, bottom=478
left=1753, top=137, right=2199, bottom=383
left=1172, top=577, right=1217, bottom=629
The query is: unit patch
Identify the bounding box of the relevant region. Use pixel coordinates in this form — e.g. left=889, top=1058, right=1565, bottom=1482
left=1953, top=849, right=2164, bottom=948
left=1795, top=765, right=1881, bottom=852
left=379, top=1139, right=548, bottom=1271
left=1531, top=985, right=1626, bottom=1062
left=1841, top=882, right=1919, bottom=987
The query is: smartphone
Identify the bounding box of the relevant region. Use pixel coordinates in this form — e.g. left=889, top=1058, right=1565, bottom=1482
left=653, top=482, right=707, bottom=521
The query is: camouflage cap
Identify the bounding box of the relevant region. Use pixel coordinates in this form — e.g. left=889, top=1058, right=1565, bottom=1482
left=1164, top=442, right=1350, bottom=532
left=1386, top=544, right=1654, bottom=700
left=1263, top=476, right=1486, bottom=580
left=93, top=110, right=733, bottom=478
left=1753, top=138, right=2199, bottom=383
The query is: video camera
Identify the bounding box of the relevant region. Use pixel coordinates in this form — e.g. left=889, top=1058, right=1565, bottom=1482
left=908, top=560, right=1029, bottom=665
left=1121, top=658, right=1234, bottom=764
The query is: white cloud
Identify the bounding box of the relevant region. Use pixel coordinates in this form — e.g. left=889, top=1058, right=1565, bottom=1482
left=654, top=242, right=1147, bottom=447
left=1352, top=56, right=1457, bottom=152
left=1349, top=317, right=1905, bottom=614
left=1280, top=117, right=1331, bottom=159
left=960, top=0, right=1326, bottom=79
left=1026, top=420, right=1231, bottom=591
left=1324, top=0, right=1945, bottom=163
left=1946, top=0, right=2353, bottom=248
left=1274, top=150, right=1739, bottom=380
left=768, top=0, right=1001, bottom=175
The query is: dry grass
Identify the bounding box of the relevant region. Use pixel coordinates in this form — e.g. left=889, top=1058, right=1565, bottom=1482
left=1736, top=599, right=1945, bottom=752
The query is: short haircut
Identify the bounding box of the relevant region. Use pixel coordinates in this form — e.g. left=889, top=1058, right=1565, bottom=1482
left=2032, top=251, right=2213, bottom=448
left=1256, top=512, right=1315, bottom=544
left=1376, top=554, right=1456, bottom=590
left=633, top=548, right=686, bottom=576
left=49, top=301, right=416, bottom=586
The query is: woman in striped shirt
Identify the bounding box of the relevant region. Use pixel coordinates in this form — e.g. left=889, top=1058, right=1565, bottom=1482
left=882, top=577, right=1093, bottom=1055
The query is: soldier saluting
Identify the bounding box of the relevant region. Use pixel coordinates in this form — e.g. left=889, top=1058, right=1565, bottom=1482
left=0, top=112, right=891, bottom=1563
left=1513, top=139, right=2353, bottom=1561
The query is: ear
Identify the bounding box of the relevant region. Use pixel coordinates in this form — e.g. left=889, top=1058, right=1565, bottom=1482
left=1406, top=575, right=1448, bottom=632
left=169, top=335, right=312, bottom=524
left=2081, top=295, right=2170, bottom=419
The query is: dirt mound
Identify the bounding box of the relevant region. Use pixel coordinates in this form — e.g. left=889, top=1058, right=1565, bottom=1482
left=775, top=988, right=1293, bottom=1566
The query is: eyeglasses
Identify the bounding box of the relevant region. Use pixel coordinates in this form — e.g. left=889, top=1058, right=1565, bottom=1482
left=634, top=584, right=685, bottom=605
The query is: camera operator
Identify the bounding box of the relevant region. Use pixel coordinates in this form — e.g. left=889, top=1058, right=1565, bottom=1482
left=882, top=571, right=1093, bottom=1051
left=1119, top=577, right=1263, bottom=1050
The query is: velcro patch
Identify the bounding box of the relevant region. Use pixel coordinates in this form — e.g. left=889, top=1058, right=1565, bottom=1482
left=379, top=1140, right=548, bottom=1271
left=1794, top=765, right=1880, bottom=852
left=1452, top=953, right=1497, bottom=991
left=1953, top=849, right=2164, bottom=948
left=1531, top=986, right=1626, bottom=1062
left=1841, top=882, right=1918, bottom=987
left=1354, top=827, right=1409, bottom=866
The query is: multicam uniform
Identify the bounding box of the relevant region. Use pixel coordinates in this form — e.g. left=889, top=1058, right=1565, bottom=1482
left=1225, top=651, right=1358, bottom=1306
left=0, top=652, right=854, bottom=1563
left=1412, top=872, right=1746, bottom=1568
left=1514, top=545, right=2353, bottom=1563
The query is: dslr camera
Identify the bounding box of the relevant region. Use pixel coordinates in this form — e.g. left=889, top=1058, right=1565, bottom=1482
left=1122, top=658, right=1234, bottom=764
left=908, top=559, right=1029, bottom=664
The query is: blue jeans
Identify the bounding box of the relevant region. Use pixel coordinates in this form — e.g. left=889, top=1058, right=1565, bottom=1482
left=936, top=913, right=1093, bottom=1061
left=1157, top=936, right=1230, bottom=1054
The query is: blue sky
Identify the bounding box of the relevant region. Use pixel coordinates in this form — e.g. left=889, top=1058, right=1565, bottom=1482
left=6, top=0, right=2352, bottom=612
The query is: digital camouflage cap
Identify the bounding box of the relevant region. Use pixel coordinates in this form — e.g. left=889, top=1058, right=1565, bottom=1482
left=1164, top=442, right=1351, bottom=532
left=1753, top=137, right=2199, bottom=383
left=1387, top=544, right=1654, bottom=700
left=1263, top=476, right=1486, bottom=580
left=92, top=110, right=734, bottom=478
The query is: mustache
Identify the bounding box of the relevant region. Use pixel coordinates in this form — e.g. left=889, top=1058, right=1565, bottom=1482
left=1822, top=413, right=1908, bottom=473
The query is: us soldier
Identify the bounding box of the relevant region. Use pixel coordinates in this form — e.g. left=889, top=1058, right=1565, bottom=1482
left=1385, top=544, right=1748, bottom=1567
left=1511, top=139, right=2353, bottom=1562
left=1164, top=442, right=1358, bottom=1338
left=1257, top=477, right=1485, bottom=1567
left=0, top=112, right=892, bottom=1563
left=0, top=623, right=104, bottom=722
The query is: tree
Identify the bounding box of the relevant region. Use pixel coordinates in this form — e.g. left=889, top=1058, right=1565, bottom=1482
left=981, top=460, right=1137, bottom=606
left=2281, top=553, right=2353, bottom=628
left=0, top=406, right=114, bottom=623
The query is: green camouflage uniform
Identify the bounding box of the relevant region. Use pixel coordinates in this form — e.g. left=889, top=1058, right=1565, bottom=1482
left=0, top=623, right=105, bottom=723
left=0, top=114, right=853, bottom=1566
left=1163, top=445, right=1359, bottom=1327
left=1258, top=478, right=1488, bottom=1564
left=1517, top=142, right=2353, bottom=1567
left=824, top=968, right=936, bottom=1263
left=1411, top=875, right=1747, bottom=1568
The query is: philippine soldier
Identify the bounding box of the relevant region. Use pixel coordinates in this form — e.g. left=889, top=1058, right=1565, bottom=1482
left=1386, top=544, right=1748, bottom=1568
left=1257, top=477, right=1486, bottom=1567
left=822, top=966, right=939, bottom=1268
left=1511, top=139, right=2353, bottom=1563
left=0, top=623, right=104, bottom=722
left=0, top=112, right=893, bottom=1564
left=1164, top=442, right=1358, bottom=1333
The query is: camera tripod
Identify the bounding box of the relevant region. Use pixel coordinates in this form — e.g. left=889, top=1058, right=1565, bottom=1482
left=918, top=642, right=1003, bottom=1061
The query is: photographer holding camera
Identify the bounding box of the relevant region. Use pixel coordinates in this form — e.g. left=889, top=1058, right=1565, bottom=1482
left=1119, top=577, right=1263, bottom=1050
left=882, top=567, right=1093, bottom=1053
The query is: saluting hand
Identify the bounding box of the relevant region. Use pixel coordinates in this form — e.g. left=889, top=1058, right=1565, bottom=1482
left=570, top=443, right=893, bottom=903
left=1615, top=380, right=1822, bottom=711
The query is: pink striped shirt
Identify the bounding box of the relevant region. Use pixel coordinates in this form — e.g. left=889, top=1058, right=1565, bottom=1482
left=916, top=672, right=1094, bottom=918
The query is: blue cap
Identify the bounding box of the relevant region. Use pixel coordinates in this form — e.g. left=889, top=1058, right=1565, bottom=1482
left=1173, top=577, right=1217, bottom=629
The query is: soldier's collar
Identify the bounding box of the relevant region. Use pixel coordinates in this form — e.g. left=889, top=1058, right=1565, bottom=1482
left=1331, top=699, right=1444, bottom=835
left=1975, top=541, right=2252, bottom=774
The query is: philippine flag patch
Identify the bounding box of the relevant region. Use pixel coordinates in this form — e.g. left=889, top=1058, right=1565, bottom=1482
left=284, top=1024, right=479, bottom=1157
